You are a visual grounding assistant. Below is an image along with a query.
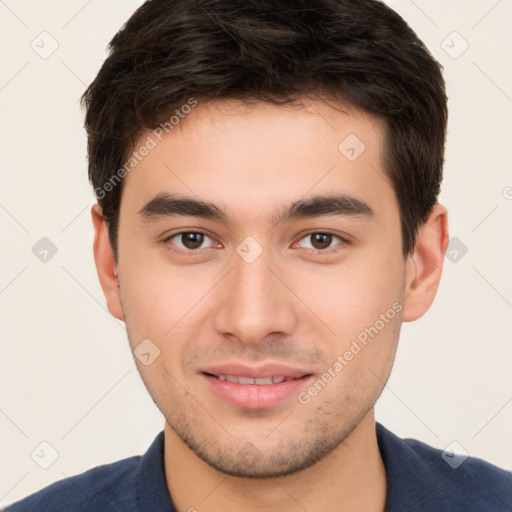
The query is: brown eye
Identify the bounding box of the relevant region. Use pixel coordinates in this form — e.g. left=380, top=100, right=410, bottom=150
left=310, top=233, right=332, bottom=249
left=296, top=232, right=344, bottom=252
left=165, top=231, right=214, bottom=251
left=181, top=232, right=205, bottom=249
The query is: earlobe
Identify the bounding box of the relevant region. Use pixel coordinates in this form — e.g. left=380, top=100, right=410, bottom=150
left=402, top=204, right=449, bottom=322
left=91, top=204, right=125, bottom=322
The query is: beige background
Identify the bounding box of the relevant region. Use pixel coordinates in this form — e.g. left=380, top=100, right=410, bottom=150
left=1, top=0, right=511, bottom=507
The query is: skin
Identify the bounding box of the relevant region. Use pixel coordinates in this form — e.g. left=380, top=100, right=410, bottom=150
left=92, top=98, right=449, bottom=512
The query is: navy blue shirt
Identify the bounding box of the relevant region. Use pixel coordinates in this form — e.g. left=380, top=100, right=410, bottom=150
left=4, top=423, right=511, bottom=511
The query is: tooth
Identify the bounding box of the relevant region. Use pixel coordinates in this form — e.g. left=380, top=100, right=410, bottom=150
left=255, top=377, right=273, bottom=385
left=238, top=376, right=256, bottom=384
left=214, top=374, right=291, bottom=385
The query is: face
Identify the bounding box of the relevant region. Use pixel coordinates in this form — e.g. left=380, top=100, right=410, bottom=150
left=111, top=99, right=410, bottom=477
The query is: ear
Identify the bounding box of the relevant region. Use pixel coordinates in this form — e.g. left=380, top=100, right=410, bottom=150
left=402, top=203, right=449, bottom=322
left=91, top=204, right=125, bottom=322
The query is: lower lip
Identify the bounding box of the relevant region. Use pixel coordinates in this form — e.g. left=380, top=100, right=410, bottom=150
left=201, top=373, right=313, bottom=409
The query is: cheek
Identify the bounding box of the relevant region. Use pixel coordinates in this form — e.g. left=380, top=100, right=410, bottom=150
left=119, top=254, right=219, bottom=350
left=292, top=252, right=404, bottom=335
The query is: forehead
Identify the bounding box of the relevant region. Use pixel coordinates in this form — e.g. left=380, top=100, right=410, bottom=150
left=120, top=98, right=394, bottom=226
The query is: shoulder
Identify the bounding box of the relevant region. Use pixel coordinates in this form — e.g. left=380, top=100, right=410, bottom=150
left=3, top=455, right=141, bottom=512
left=376, top=423, right=512, bottom=511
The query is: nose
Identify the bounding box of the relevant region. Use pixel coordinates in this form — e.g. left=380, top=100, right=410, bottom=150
left=213, top=246, right=297, bottom=346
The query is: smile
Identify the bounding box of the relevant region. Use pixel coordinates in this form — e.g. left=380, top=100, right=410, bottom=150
left=201, top=367, right=314, bottom=409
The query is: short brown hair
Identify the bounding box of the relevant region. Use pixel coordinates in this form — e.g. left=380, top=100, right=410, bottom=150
left=81, top=0, right=447, bottom=259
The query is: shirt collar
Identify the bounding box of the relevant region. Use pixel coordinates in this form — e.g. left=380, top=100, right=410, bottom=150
left=136, top=431, right=175, bottom=512
left=376, top=422, right=441, bottom=511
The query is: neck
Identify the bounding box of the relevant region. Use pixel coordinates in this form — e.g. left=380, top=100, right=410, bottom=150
left=163, top=409, right=387, bottom=512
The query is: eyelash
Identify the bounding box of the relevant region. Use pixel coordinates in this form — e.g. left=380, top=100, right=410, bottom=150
left=161, top=230, right=349, bottom=256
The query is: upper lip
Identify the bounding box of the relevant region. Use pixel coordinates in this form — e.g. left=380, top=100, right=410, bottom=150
left=200, top=363, right=311, bottom=379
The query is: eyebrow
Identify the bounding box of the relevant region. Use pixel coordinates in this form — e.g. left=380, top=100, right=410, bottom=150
left=138, top=192, right=375, bottom=224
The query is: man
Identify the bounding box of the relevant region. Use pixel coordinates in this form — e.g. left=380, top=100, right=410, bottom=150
left=5, top=0, right=511, bottom=510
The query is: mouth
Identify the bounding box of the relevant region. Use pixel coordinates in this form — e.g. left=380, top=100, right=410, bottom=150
left=199, top=364, right=314, bottom=409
